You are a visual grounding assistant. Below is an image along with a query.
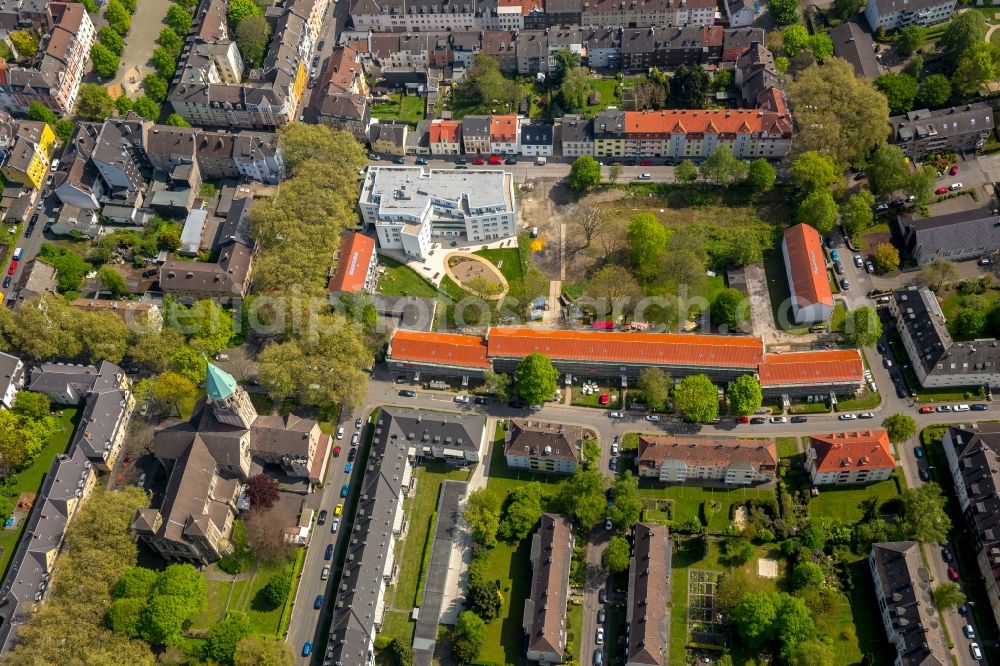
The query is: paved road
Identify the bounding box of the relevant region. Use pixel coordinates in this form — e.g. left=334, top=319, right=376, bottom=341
left=299, top=0, right=351, bottom=121
left=363, top=155, right=679, bottom=184
left=3, top=194, right=48, bottom=303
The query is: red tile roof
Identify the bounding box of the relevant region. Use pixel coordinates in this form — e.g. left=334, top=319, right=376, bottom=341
left=429, top=120, right=461, bottom=144
left=389, top=330, right=490, bottom=369
left=490, top=114, right=518, bottom=142
left=319, top=46, right=361, bottom=95
left=758, top=350, right=864, bottom=386
left=783, top=223, right=834, bottom=309
left=702, top=25, right=724, bottom=48
left=486, top=328, right=763, bottom=368
left=808, top=430, right=896, bottom=473
left=327, top=232, right=376, bottom=294
left=623, top=109, right=792, bottom=136
left=638, top=435, right=777, bottom=471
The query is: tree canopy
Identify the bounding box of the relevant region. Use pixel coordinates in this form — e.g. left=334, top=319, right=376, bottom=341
left=464, top=488, right=502, bottom=547
left=627, top=213, right=667, bottom=282
left=727, top=375, right=763, bottom=417
left=844, top=306, right=882, bottom=347
left=674, top=374, right=719, bottom=423
left=603, top=535, right=631, bottom=572
left=499, top=483, right=544, bottom=541
left=608, top=471, right=642, bottom=529
left=900, top=483, right=951, bottom=544
left=514, top=352, right=558, bottom=405
left=568, top=155, right=602, bottom=191
left=557, top=467, right=608, bottom=527
left=637, top=367, right=671, bottom=412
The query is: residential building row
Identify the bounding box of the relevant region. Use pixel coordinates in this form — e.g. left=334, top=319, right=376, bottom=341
left=0, top=359, right=134, bottom=652
left=889, top=287, right=1000, bottom=389
left=131, top=363, right=331, bottom=563
left=324, top=407, right=484, bottom=666
left=0, top=112, right=57, bottom=191
left=889, top=103, right=993, bottom=161
left=386, top=328, right=867, bottom=399
left=0, top=2, right=95, bottom=116
left=167, top=0, right=330, bottom=129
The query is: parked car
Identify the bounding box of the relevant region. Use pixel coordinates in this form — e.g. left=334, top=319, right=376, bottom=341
left=488, top=155, right=502, bottom=165
left=348, top=447, right=357, bottom=462
left=340, top=484, right=349, bottom=498
left=454, top=395, right=470, bottom=403
left=472, top=156, right=485, bottom=165
left=399, top=389, right=416, bottom=397
left=919, top=405, right=934, bottom=413
left=948, top=565, right=960, bottom=581
left=351, top=432, right=360, bottom=445
left=609, top=411, right=624, bottom=419
left=317, top=510, right=327, bottom=525
left=791, top=415, right=808, bottom=423
left=839, top=413, right=857, bottom=420
left=605, top=517, right=612, bottom=530
left=505, top=158, right=518, bottom=165
left=937, top=405, right=953, bottom=412
left=950, top=182, right=963, bottom=191
left=770, top=416, right=787, bottom=423
left=639, top=160, right=654, bottom=166
left=859, top=412, right=874, bottom=419
left=321, top=564, right=330, bottom=580
left=367, top=152, right=380, bottom=160
left=597, top=608, right=605, bottom=623
left=330, top=518, right=340, bottom=533
left=645, top=414, right=661, bottom=422
left=854, top=255, right=864, bottom=268
left=393, top=157, right=406, bottom=164
left=638, top=173, right=652, bottom=180
left=979, top=257, right=993, bottom=266
left=7, top=261, right=16, bottom=275
left=954, top=404, right=971, bottom=412
left=942, top=547, right=954, bottom=562
left=936, top=186, right=950, bottom=195
left=334, top=503, right=343, bottom=516
left=596, top=627, right=604, bottom=645
left=2, top=277, right=10, bottom=289
left=972, top=403, right=989, bottom=411
left=474, top=396, right=489, bottom=405
left=834, top=261, right=844, bottom=275
left=840, top=278, right=850, bottom=290
left=915, top=446, right=924, bottom=458
left=333, top=446, right=341, bottom=457
left=950, top=165, right=959, bottom=175
left=324, top=544, right=334, bottom=560
left=919, top=468, right=931, bottom=481
left=314, top=594, right=324, bottom=609
left=355, top=417, right=363, bottom=428
left=750, top=417, right=766, bottom=424
left=598, top=589, right=607, bottom=604
left=345, top=462, right=353, bottom=473
left=336, top=427, right=344, bottom=440
left=302, top=641, right=312, bottom=657
left=415, top=157, right=428, bottom=165
left=866, top=261, right=875, bottom=274
left=971, top=643, right=983, bottom=661
left=593, top=648, right=603, bottom=665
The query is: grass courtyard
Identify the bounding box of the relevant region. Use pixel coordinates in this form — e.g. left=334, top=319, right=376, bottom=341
left=188, top=555, right=299, bottom=637
left=806, top=472, right=904, bottom=522
left=0, top=407, right=79, bottom=579
left=637, top=482, right=772, bottom=534
left=371, top=93, right=426, bottom=126
left=377, top=256, right=438, bottom=299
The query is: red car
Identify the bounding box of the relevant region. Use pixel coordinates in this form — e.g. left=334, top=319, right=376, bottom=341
left=333, top=446, right=341, bottom=457
left=950, top=165, right=959, bottom=175
left=488, top=155, right=502, bottom=165
left=472, top=156, right=485, bottom=165
left=737, top=416, right=750, bottom=424
left=935, top=186, right=949, bottom=195
left=639, top=160, right=654, bottom=166
left=947, top=566, right=959, bottom=582
left=6, top=261, right=16, bottom=276
left=919, top=405, right=935, bottom=414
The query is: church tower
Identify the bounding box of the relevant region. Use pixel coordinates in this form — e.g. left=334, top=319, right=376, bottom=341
left=206, top=363, right=257, bottom=429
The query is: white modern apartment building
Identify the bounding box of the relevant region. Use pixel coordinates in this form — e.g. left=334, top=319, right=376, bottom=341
left=864, top=0, right=956, bottom=31
left=358, top=167, right=517, bottom=260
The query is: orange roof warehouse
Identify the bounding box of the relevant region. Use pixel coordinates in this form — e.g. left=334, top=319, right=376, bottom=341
left=386, top=328, right=865, bottom=398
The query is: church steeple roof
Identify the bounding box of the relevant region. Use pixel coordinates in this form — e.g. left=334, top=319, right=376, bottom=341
left=206, top=363, right=238, bottom=401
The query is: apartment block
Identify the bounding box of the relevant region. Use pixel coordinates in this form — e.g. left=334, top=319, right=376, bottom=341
left=505, top=419, right=582, bottom=474
left=636, top=435, right=777, bottom=485
left=890, top=104, right=993, bottom=160
left=806, top=431, right=896, bottom=486
left=864, top=0, right=955, bottom=31
left=523, top=514, right=573, bottom=664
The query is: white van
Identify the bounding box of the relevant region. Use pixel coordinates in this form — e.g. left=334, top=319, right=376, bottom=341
left=12, top=248, right=22, bottom=261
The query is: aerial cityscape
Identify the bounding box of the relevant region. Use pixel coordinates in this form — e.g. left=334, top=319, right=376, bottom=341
left=0, top=0, right=996, bottom=662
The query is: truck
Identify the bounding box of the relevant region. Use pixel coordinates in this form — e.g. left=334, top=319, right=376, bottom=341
left=535, top=156, right=546, bottom=166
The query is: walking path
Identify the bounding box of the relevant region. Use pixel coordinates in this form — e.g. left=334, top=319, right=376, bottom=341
left=110, top=0, right=172, bottom=93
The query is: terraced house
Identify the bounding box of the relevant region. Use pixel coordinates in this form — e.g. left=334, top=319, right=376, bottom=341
left=0, top=117, right=55, bottom=190
left=524, top=513, right=573, bottom=663
left=636, top=435, right=778, bottom=485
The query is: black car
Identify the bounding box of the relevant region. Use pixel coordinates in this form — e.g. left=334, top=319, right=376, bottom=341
left=456, top=157, right=469, bottom=164
left=474, top=396, right=489, bottom=405
left=324, top=544, right=334, bottom=560
left=750, top=417, right=766, bottom=424
left=508, top=399, right=527, bottom=409
left=347, top=447, right=357, bottom=462
left=505, top=158, right=518, bottom=165
left=23, top=228, right=30, bottom=238
left=142, top=269, right=157, bottom=278
left=919, top=468, right=931, bottom=482
left=791, top=415, right=808, bottom=423
left=399, top=389, right=416, bottom=397
left=317, top=510, right=327, bottom=525
left=971, top=403, right=989, bottom=411
left=415, top=157, right=428, bottom=165
left=853, top=169, right=867, bottom=181
left=876, top=342, right=885, bottom=354
left=393, top=157, right=406, bottom=164
left=896, top=386, right=907, bottom=399
left=28, top=214, right=38, bottom=226
left=2, top=276, right=10, bottom=289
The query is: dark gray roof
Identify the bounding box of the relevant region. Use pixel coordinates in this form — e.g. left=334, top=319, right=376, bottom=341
left=593, top=109, right=625, bottom=138
left=461, top=115, right=491, bottom=139
left=71, top=388, right=130, bottom=466
left=722, top=27, right=763, bottom=50
left=506, top=419, right=581, bottom=462
left=622, top=26, right=705, bottom=54
left=520, top=122, right=553, bottom=146
left=375, top=407, right=483, bottom=453
left=900, top=207, right=1000, bottom=264
left=216, top=197, right=253, bottom=250
left=28, top=361, right=124, bottom=404
left=831, top=21, right=879, bottom=80
left=524, top=513, right=573, bottom=658
left=869, top=541, right=948, bottom=666
left=0, top=352, right=22, bottom=397
left=325, top=407, right=412, bottom=666
left=892, top=104, right=994, bottom=144
left=627, top=523, right=671, bottom=666
left=584, top=28, right=621, bottom=50
left=560, top=115, right=593, bottom=143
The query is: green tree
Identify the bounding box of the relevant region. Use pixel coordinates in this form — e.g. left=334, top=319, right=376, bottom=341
left=712, top=288, right=747, bottom=331
left=808, top=33, right=833, bottom=62
left=900, top=483, right=952, bottom=544
left=874, top=72, right=918, bottom=115
left=939, top=11, right=987, bottom=66
left=674, top=374, right=719, bottom=423
left=881, top=414, right=917, bottom=445
left=467, top=562, right=503, bottom=621
left=747, top=158, right=776, bottom=192
left=453, top=611, right=487, bottom=663
left=869, top=144, right=911, bottom=196
left=933, top=582, right=966, bottom=610
left=158, top=27, right=184, bottom=57
left=954, top=42, right=1000, bottom=96
left=105, top=0, right=132, bottom=35
left=731, top=592, right=777, bottom=647
left=552, top=48, right=582, bottom=85
left=907, top=164, right=938, bottom=206
left=138, top=594, right=190, bottom=645
left=637, top=367, right=671, bottom=412
left=105, top=597, right=145, bottom=638
left=790, top=151, right=838, bottom=192
left=514, top=352, right=558, bottom=405
left=390, top=638, right=414, bottom=666
left=482, top=369, right=511, bottom=401
left=796, top=190, right=838, bottom=233
left=204, top=612, right=252, bottom=665
left=98, top=27, right=124, bottom=55
left=234, top=635, right=294, bottom=666
left=98, top=266, right=127, bottom=298
left=919, top=258, right=958, bottom=291
left=235, top=14, right=271, bottom=67
left=228, top=0, right=262, bottom=30
left=38, top=244, right=91, bottom=293
left=775, top=594, right=816, bottom=661
left=873, top=242, right=900, bottom=273
left=603, top=535, right=631, bottom=572
left=116, top=95, right=134, bottom=115
left=956, top=308, right=986, bottom=337
left=90, top=42, right=119, bottom=78
left=769, top=0, right=799, bottom=24
left=167, top=348, right=207, bottom=385
left=558, top=66, right=593, bottom=114
left=833, top=0, right=863, bottom=17
left=789, top=59, right=890, bottom=166
left=896, top=26, right=926, bottom=57
left=720, top=537, right=754, bottom=565
left=166, top=4, right=193, bottom=34
left=727, top=375, right=762, bottom=417
left=13, top=391, right=49, bottom=421
left=568, top=155, right=602, bottom=191
left=165, top=113, right=191, bottom=127
left=791, top=561, right=824, bottom=590
left=10, top=30, right=37, bottom=59
left=841, top=190, right=875, bottom=239
left=627, top=212, right=667, bottom=281
left=27, top=102, right=57, bottom=125
left=166, top=298, right=234, bottom=351
left=151, top=47, right=177, bottom=79
left=583, top=264, right=642, bottom=316
left=464, top=488, right=502, bottom=547
left=127, top=328, right=186, bottom=373
left=916, top=74, right=951, bottom=108
left=675, top=159, right=698, bottom=183
left=699, top=145, right=747, bottom=185
left=78, top=310, right=130, bottom=365
left=669, top=64, right=710, bottom=108
left=557, top=467, right=607, bottom=527
left=609, top=471, right=642, bottom=529
left=845, top=306, right=882, bottom=347
left=149, top=371, right=197, bottom=417
left=499, top=483, right=544, bottom=541
left=114, top=566, right=159, bottom=599
left=142, top=74, right=168, bottom=103
left=903, top=54, right=925, bottom=78
left=132, top=96, right=160, bottom=121
left=782, top=25, right=810, bottom=56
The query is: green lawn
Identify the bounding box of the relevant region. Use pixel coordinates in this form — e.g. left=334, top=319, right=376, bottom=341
left=762, top=250, right=810, bottom=334
left=776, top=437, right=800, bottom=459
left=830, top=302, right=847, bottom=334
left=807, top=471, right=904, bottom=522
left=788, top=402, right=832, bottom=414
left=0, top=407, right=79, bottom=579
left=189, top=557, right=296, bottom=636
left=583, top=78, right=621, bottom=117
left=571, top=385, right=621, bottom=410
left=621, top=432, right=639, bottom=452
left=474, top=536, right=532, bottom=666
left=378, top=609, right=415, bottom=646
left=637, top=482, right=772, bottom=534
left=377, top=256, right=438, bottom=299
left=567, top=600, right=582, bottom=663
left=838, top=389, right=882, bottom=410
left=387, top=463, right=470, bottom=611
left=371, top=93, right=426, bottom=126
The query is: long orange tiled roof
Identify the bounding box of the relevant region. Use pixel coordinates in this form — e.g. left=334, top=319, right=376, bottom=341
left=638, top=435, right=777, bottom=470
left=390, top=330, right=490, bottom=369
left=809, top=431, right=895, bottom=473
left=623, top=109, right=792, bottom=136
left=327, top=232, right=375, bottom=294
left=429, top=120, right=460, bottom=144
left=758, top=350, right=863, bottom=386
left=783, top=223, right=834, bottom=310
left=486, top=328, right=763, bottom=369
left=490, top=114, right=518, bottom=142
